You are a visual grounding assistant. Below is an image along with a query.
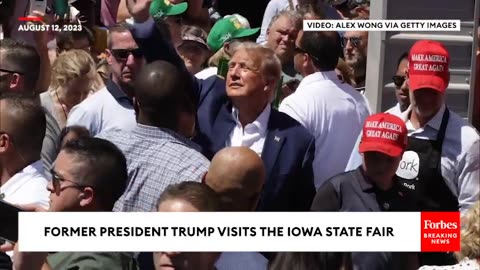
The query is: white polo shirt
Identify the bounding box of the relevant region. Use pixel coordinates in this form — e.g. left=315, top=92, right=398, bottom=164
left=279, top=71, right=371, bottom=188
left=67, top=80, right=136, bottom=136
left=0, top=160, right=49, bottom=209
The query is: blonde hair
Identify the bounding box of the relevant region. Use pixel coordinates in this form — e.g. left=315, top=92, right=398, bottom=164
left=232, top=42, right=281, bottom=82
left=50, top=49, right=96, bottom=91
left=456, top=201, right=480, bottom=260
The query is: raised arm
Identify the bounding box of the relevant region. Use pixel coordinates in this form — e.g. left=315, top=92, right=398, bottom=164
left=125, top=0, right=202, bottom=104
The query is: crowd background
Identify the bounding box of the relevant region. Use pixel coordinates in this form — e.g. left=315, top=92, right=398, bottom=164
left=0, top=0, right=479, bottom=270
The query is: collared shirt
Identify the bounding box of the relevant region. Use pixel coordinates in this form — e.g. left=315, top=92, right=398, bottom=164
left=279, top=71, right=371, bottom=189
left=0, top=160, right=49, bottom=208
left=385, top=103, right=403, bottom=116
left=311, top=167, right=417, bottom=270
left=67, top=80, right=136, bottom=136
left=97, top=124, right=210, bottom=212
left=345, top=104, right=480, bottom=214
left=195, top=67, right=218, bottom=80
left=226, top=104, right=271, bottom=156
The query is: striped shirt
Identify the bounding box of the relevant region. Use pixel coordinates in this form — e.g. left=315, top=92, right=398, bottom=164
left=97, top=124, right=209, bottom=212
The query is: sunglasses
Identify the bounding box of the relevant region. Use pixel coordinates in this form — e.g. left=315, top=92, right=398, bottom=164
left=50, top=168, right=89, bottom=194
left=392, top=75, right=406, bottom=88
left=110, top=48, right=143, bottom=60
left=342, top=37, right=361, bottom=47
left=294, top=46, right=307, bottom=54
left=294, top=46, right=320, bottom=62
left=0, top=68, right=24, bottom=75
left=179, top=42, right=207, bottom=53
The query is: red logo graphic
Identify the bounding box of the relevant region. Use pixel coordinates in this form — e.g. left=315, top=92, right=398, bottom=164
left=421, top=212, right=460, bottom=252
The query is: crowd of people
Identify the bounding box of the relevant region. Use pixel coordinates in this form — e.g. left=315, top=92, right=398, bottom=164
left=0, top=0, right=479, bottom=269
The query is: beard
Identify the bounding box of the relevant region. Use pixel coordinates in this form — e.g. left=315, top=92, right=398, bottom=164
left=346, top=55, right=367, bottom=77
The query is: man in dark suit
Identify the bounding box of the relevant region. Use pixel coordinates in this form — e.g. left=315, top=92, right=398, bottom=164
left=124, top=0, right=316, bottom=212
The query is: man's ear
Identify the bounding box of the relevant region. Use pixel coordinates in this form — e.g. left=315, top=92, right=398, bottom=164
left=105, top=49, right=114, bottom=65
left=79, top=187, right=95, bottom=207
left=0, top=133, right=10, bottom=154
left=9, top=73, right=20, bottom=89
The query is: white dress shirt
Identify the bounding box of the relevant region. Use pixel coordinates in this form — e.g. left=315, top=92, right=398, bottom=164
left=279, top=71, right=371, bottom=188
left=226, top=105, right=271, bottom=156
left=0, top=161, right=49, bottom=259
left=0, top=160, right=50, bottom=208
left=345, top=104, right=480, bottom=214
left=195, top=67, right=218, bottom=80
left=67, top=87, right=136, bottom=136
left=385, top=103, right=403, bottom=116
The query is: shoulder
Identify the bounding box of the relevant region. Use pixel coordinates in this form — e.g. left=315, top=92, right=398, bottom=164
left=448, top=110, right=480, bottom=148
left=96, top=128, right=122, bottom=139
left=47, top=252, right=136, bottom=270
left=271, top=110, right=313, bottom=140
left=74, top=88, right=111, bottom=110
left=328, top=169, right=359, bottom=187
left=161, top=140, right=209, bottom=164
left=96, top=129, right=134, bottom=147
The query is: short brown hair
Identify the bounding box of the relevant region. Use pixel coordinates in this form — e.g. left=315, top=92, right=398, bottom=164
left=107, top=23, right=131, bottom=48
left=157, top=182, right=220, bottom=212
left=231, top=42, right=282, bottom=82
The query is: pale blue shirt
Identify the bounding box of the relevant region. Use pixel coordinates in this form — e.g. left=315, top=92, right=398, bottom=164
left=67, top=81, right=136, bottom=136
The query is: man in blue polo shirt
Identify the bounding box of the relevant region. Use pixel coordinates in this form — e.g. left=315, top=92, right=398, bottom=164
left=67, top=23, right=145, bottom=136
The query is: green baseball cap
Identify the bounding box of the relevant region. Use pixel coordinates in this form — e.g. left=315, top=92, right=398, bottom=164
left=207, top=15, right=260, bottom=52
left=149, top=0, right=188, bottom=20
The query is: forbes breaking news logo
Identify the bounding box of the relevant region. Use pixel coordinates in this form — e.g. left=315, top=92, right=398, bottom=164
left=421, top=212, right=460, bottom=252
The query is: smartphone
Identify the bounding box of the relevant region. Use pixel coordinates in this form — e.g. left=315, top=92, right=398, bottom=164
left=0, top=200, right=23, bottom=243
left=29, top=0, right=47, bottom=16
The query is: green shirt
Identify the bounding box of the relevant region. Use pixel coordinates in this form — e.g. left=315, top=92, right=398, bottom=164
left=47, top=252, right=138, bottom=270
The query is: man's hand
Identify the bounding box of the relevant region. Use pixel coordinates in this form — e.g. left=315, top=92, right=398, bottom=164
left=126, top=0, right=153, bottom=23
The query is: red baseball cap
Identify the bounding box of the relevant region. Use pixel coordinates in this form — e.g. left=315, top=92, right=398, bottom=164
left=359, top=113, right=408, bottom=157
left=408, top=40, right=450, bottom=92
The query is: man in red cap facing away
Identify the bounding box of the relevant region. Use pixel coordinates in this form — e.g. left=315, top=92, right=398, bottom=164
left=311, top=112, right=418, bottom=270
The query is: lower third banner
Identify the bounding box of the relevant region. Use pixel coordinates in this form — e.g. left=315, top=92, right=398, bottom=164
left=16, top=212, right=460, bottom=252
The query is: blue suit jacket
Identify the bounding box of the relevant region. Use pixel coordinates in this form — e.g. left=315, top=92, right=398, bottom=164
left=130, top=19, right=316, bottom=211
